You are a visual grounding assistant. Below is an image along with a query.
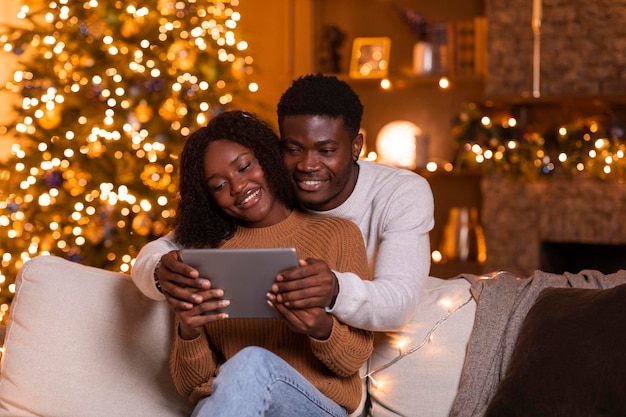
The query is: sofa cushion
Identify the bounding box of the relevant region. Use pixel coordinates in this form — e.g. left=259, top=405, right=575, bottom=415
left=368, top=276, right=476, bottom=417
left=0, top=255, right=192, bottom=417
left=485, top=284, right=626, bottom=417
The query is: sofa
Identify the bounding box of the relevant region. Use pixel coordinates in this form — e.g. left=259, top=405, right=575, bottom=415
left=0, top=256, right=192, bottom=417
left=0, top=255, right=478, bottom=417
left=1, top=255, right=625, bottom=417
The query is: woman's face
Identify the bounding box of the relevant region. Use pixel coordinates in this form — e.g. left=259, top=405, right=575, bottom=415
left=203, top=139, right=288, bottom=228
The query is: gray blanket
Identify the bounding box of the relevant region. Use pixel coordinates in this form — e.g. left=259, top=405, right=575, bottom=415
left=448, top=269, right=626, bottom=417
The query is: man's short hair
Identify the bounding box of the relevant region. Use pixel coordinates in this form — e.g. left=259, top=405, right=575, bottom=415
left=277, top=73, right=363, bottom=139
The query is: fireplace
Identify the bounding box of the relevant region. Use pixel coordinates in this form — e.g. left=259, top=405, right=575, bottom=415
left=480, top=176, right=626, bottom=277
left=539, top=241, right=626, bottom=275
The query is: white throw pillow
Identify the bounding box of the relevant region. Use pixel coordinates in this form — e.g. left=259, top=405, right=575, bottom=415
left=0, top=255, right=192, bottom=417
left=368, top=276, right=476, bottom=417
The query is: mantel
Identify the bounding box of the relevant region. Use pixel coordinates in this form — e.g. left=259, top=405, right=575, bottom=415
left=483, top=95, right=626, bottom=107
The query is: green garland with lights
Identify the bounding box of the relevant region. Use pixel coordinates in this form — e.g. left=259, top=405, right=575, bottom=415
left=452, top=102, right=626, bottom=181
left=0, top=0, right=257, bottom=324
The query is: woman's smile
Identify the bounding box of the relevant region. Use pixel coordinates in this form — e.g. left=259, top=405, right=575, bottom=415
left=236, top=188, right=261, bottom=208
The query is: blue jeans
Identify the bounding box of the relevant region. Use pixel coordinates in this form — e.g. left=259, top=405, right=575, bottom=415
left=191, top=346, right=348, bottom=417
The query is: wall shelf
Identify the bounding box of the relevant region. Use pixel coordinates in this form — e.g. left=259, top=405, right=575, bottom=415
left=335, top=72, right=484, bottom=87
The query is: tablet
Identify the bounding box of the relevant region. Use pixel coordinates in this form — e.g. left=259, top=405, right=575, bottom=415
left=179, top=247, right=299, bottom=318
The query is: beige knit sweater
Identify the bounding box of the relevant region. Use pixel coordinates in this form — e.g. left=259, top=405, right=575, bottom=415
left=170, top=210, right=373, bottom=413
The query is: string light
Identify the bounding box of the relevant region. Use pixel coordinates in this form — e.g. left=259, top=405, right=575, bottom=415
left=451, top=102, right=626, bottom=181
left=365, top=295, right=474, bottom=378
left=364, top=271, right=512, bottom=385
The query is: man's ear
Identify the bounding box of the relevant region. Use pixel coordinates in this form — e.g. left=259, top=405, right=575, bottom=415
left=352, top=132, right=364, bottom=161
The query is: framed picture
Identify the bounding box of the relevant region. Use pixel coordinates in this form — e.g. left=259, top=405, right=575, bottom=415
left=349, top=37, right=391, bottom=79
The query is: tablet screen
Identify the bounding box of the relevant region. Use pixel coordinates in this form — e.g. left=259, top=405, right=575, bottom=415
left=179, top=247, right=298, bottom=318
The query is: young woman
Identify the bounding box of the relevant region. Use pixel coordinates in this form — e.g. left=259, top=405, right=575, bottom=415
left=151, top=110, right=372, bottom=417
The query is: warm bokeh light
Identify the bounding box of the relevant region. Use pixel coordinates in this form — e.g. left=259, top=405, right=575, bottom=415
left=0, top=0, right=257, bottom=324
left=376, top=120, right=422, bottom=170
left=452, top=102, right=626, bottom=182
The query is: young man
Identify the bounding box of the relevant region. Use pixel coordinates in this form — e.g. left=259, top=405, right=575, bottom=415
left=270, top=73, right=434, bottom=331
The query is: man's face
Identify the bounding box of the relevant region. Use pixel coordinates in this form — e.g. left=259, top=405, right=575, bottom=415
left=280, top=115, right=363, bottom=211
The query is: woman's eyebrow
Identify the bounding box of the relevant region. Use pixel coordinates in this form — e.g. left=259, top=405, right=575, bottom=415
left=206, top=151, right=251, bottom=181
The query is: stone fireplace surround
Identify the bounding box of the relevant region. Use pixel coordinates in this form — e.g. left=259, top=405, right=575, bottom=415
left=468, top=0, right=626, bottom=277
left=480, top=175, right=626, bottom=277
left=487, top=0, right=626, bottom=98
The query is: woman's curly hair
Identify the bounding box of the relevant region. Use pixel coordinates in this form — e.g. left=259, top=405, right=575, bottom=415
left=276, top=73, right=364, bottom=139
left=174, top=110, right=296, bottom=248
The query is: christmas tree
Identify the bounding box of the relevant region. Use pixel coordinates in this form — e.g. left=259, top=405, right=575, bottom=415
left=0, top=0, right=258, bottom=324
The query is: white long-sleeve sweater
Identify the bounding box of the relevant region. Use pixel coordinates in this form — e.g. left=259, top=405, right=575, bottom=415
left=131, top=160, right=434, bottom=332
left=310, top=161, right=434, bottom=331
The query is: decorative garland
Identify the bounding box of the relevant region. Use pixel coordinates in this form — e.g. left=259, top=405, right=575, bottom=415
left=452, top=102, right=626, bottom=181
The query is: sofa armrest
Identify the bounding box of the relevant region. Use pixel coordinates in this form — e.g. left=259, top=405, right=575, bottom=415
left=368, top=276, right=476, bottom=417
left=0, top=255, right=191, bottom=417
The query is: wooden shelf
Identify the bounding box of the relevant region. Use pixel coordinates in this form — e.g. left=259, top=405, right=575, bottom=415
left=340, top=71, right=485, bottom=85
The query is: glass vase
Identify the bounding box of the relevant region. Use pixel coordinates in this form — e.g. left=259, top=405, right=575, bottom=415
left=413, top=41, right=433, bottom=75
